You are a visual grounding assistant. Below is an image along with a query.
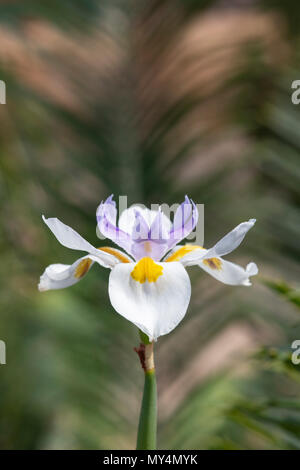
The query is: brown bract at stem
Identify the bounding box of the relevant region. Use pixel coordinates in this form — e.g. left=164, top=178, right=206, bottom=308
left=134, top=342, right=155, bottom=372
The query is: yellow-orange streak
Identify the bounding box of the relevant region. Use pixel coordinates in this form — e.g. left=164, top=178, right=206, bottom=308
left=75, top=258, right=93, bottom=279
left=203, top=258, right=222, bottom=270
left=131, top=257, right=163, bottom=284
left=143, top=241, right=152, bottom=254
left=75, top=247, right=130, bottom=279
left=98, top=246, right=130, bottom=263
left=166, top=244, right=222, bottom=270
left=165, top=244, right=204, bottom=262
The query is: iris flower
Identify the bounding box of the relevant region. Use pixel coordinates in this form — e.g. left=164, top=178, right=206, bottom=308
left=39, top=195, right=258, bottom=341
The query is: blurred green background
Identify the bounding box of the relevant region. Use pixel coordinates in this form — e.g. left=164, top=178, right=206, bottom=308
left=0, top=0, right=300, bottom=450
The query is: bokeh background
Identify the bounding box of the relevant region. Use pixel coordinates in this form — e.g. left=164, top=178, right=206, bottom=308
left=1, top=0, right=300, bottom=450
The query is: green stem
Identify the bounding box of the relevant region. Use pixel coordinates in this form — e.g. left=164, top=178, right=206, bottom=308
left=136, top=331, right=157, bottom=450
left=136, top=368, right=157, bottom=450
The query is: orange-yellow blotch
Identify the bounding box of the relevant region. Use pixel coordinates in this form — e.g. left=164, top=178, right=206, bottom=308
left=166, top=245, right=204, bottom=262
left=143, top=241, right=152, bottom=255
left=75, top=258, right=93, bottom=279
left=131, top=257, right=163, bottom=284
left=98, top=247, right=130, bottom=263
left=203, top=258, right=222, bottom=270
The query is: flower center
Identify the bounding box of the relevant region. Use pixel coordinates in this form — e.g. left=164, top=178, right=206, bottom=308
left=131, top=257, right=163, bottom=284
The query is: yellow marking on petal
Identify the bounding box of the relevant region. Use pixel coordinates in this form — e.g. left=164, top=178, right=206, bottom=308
left=203, top=258, right=222, bottom=270
left=75, top=258, right=93, bottom=279
left=75, top=247, right=130, bottom=279
left=131, top=257, right=163, bottom=284
left=165, top=245, right=204, bottom=262
left=144, top=241, right=152, bottom=254
left=98, top=246, right=130, bottom=263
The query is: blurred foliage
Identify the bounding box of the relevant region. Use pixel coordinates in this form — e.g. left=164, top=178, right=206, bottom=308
left=0, top=0, right=300, bottom=449
left=262, top=279, right=300, bottom=309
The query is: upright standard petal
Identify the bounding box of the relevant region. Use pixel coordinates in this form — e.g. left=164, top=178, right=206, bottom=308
left=148, top=209, right=170, bottom=242
left=119, top=205, right=160, bottom=234
left=167, top=196, right=199, bottom=251
left=108, top=259, right=191, bottom=341
left=119, top=205, right=172, bottom=261
left=96, top=196, right=132, bottom=254
left=131, top=209, right=172, bottom=261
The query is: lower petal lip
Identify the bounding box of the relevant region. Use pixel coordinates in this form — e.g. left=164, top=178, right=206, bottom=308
left=108, top=260, right=191, bottom=341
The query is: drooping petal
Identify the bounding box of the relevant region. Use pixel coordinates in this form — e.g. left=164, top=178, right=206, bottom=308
left=38, top=255, right=95, bottom=291
left=198, top=258, right=258, bottom=286
left=167, top=196, right=199, bottom=250
left=39, top=247, right=132, bottom=291
left=108, top=259, right=191, bottom=341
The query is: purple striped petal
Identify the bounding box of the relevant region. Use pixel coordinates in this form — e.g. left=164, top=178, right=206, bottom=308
left=167, top=196, right=198, bottom=250
left=149, top=209, right=169, bottom=242
left=97, top=195, right=132, bottom=254
left=129, top=208, right=169, bottom=260
left=96, top=195, right=199, bottom=261
left=131, top=210, right=150, bottom=241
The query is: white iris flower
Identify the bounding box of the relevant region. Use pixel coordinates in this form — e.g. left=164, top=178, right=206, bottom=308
left=39, top=195, right=258, bottom=341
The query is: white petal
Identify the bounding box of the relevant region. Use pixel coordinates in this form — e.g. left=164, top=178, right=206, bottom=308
left=42, top=216, right=131, bottom=269
left=39, top=247, right=133, bottom=292
left=38, top=255, right=95, bottom=291
left=89, top=247, right=133, bottom=268
left=181, top=219, right=256, bottom=266
left=42, top=215, right=100, bottom=257
left=108, top=261, right=191, bottom=341
left=204, top=219, right=256, bottom=258
left=198, top=257, right=258, bottom=286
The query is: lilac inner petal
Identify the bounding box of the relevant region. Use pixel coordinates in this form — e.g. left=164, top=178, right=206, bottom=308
left=97, top=196, right=132, bottom=254
left=129, top=209, right=169, bottom=260
left=149, top=209, right=169, bottom=242
left=167, top=196, right=198, bottom=251
left=96, top=195, right=199, bottom=262
left=131, top=210, right=150, bottom=241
